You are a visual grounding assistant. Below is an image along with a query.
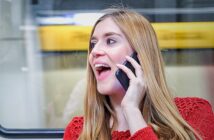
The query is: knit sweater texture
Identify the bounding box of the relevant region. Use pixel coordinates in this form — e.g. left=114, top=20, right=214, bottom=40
left=63, top=97, right=214, bottom=140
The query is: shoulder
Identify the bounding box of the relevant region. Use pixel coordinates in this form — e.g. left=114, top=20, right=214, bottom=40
left=63, top=116, right=84, bottom=140
left=174, top=97, right=214, bottom=139
left=174, top=97, right=213, bottom=118
left=174, top=97, right=212, bottom=110
left=174, top=97, right=212, bottom=108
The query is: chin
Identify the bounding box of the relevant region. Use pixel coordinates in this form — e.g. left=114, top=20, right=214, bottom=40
left=97, top=82, right=125, bottom=95
left=97, top=86, right=113, bottom=95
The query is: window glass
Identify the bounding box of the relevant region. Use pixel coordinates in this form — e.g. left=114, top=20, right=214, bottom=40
left=0, top=0, right=213, bottom=129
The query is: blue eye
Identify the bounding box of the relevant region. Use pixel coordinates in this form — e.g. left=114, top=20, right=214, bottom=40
left=107, top=39, right=116, bottom=45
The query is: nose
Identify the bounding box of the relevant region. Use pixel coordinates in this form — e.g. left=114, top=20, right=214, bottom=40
left=90, top=45, right=105, bottom=58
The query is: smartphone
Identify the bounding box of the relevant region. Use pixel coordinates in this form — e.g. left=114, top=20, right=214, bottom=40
left=115, top=52, right=140, bottom=91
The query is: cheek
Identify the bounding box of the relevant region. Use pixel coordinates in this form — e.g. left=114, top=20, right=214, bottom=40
left=88, top=54, right=93, bottom=66
left=111, top=49, right=131, bottom=64
left=114, top=56, right=125, bottom=64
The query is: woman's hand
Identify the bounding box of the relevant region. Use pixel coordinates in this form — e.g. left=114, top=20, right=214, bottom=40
left=116, top=55, right=147, bottom=109
left=116, top=55, right=148, bottom=134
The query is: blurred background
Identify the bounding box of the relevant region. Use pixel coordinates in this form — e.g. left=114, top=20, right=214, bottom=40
left=0, top=0, right=214, bottom=129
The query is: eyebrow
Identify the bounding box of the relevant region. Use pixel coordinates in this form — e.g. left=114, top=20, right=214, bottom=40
left=91, top=32, right=122, bottom=41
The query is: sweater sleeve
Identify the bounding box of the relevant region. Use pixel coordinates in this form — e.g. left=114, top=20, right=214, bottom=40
left=176, top=97, right=214, bottom=140
left=63, top=116, right=83, bottom=140
left=128, top=126, right=158, bottom=140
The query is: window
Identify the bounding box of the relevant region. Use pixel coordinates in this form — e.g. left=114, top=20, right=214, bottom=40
left=0, top=0, right=213, bottom=138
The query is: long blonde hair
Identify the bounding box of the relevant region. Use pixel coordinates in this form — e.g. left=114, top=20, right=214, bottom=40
left=79, top=9, right=201, bottom=140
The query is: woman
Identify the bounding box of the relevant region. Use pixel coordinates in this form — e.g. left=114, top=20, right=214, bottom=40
left=63, top=9, right=214, bottom=140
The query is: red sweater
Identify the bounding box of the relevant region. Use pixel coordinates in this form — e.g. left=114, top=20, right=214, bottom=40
left=63, top=97, right=214, bottom=140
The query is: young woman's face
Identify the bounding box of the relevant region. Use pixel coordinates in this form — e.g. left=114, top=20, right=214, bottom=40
left=89, top=17, right=134, bottom=95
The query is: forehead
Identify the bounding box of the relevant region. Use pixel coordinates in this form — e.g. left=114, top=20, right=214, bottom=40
left=92, top=17, right=123, bottom=37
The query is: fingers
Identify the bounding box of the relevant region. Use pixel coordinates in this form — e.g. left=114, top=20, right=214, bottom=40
left=116, top=64, right=136, bottom=80
left=116, top=55, right=143, bottom=80
left=125, top=55, right=143, bottom=77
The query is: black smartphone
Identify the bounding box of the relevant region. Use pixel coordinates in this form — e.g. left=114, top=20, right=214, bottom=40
left=115, top=52, right=140, bottom=91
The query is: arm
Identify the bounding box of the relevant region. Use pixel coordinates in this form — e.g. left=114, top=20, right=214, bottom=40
left=128, top=126, right=158, bottom=140
left=117, top=56, right=148, bottom=135
left=117, top=56, right=158, bottom=139
left=122, top=107, right=148, bottom=134
left=176, top=97, right=214, bottom=139
left=63, top=117, right=83, bottom=140
left=122, top=106, right=158, bottom=140
left=183, top=98, right=214, bottom=140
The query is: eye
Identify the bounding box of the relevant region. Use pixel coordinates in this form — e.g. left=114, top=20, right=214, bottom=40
left=90, top=41, right=96, bottom=49
left=106, top=38, right=116, bottom=45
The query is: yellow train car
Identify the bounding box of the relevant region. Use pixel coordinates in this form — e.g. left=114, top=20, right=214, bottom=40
left=38, top=22, right=214, bottom=51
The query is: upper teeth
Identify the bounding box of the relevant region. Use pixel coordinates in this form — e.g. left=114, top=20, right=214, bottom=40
left=94, top=64, right=109, bottom=68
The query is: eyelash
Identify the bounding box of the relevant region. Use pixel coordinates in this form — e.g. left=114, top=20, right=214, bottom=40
left=106, top=38, right=116, bottom=45
left=90, top=42, right=96, bottom=49
left=90, top=38, right=116, bottom=50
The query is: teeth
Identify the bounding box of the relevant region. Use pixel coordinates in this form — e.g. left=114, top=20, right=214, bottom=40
left=94, top=64, right=109, bottom=68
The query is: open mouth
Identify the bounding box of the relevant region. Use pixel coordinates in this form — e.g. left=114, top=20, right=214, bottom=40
left=94, top=64, right=111, bottom=75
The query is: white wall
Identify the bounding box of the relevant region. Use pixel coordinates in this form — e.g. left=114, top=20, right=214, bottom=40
left=166, top=66, right=214, bottom=106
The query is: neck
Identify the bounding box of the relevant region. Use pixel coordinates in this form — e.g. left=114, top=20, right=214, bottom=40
left=109, top=93, right=129, bottom=131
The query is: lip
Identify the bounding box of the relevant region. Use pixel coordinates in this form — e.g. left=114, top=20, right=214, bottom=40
left=92, top=61, right=112, bottom=81
left=93, top=60, right=110, bottom=69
